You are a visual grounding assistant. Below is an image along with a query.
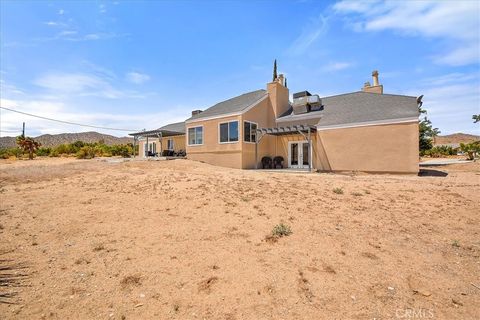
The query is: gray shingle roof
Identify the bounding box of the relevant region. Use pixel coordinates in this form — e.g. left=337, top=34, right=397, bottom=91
left=277, top=91, right=418, bottom=127
left=158, top=121, right=185, bottom=133
left=187, top=89, right=267, bottom=121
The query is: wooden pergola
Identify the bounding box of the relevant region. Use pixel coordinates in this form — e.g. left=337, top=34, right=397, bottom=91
left=254, top=124, right=316, bottom=170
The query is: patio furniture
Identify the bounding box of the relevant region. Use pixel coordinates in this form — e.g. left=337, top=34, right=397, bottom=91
left=176, top=149, right=186, bottom=157
left=261, top=156, right=272, bottom=169
left=273, top=156, right=284, bottom=169
left=162, top=150, right=175, bottom=157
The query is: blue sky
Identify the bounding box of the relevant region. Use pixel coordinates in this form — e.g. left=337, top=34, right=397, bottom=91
left=1, top=0, right=479, bottom=137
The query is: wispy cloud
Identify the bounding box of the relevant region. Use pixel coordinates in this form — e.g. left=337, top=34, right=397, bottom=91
left=126, top=72, right=151, bottom=84
left=33, top=71, right=145, bottom=99
left=406, top=72, right=480, bottom=134
left=334, top=0, right=480, bottom=66
left=323, top=61, right=353, bottom=72
left=287, top=14, right=329, bottom=55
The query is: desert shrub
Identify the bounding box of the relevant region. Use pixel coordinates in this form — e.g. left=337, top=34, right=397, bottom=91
left=36, top=147, right=51, bottom=156
left=72, top=140, right=85, bottom=149
left=54, top=143, right=76, bottom=155
left=49, top=149, right=59, bottom=157
left=110, top=144, right=132, bottom=158
left=272, top=223, right=292, bottom=237
left=333, top=187, right=344, bottom=195
left=424, top=145, right=457, bottom=158
left=0, top=147, right=22, bottom=159
left=76, top=146, right=96, bottom=159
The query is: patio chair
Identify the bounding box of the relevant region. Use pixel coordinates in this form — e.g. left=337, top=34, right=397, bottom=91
left=261, top=156, right=272, bottom=169
left=176, top=149, right=186, bottom=157
left=273, top=156, right=284, bottom=169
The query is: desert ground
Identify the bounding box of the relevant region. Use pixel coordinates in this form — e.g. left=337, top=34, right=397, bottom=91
left=0, top=158, right=479, bottom=320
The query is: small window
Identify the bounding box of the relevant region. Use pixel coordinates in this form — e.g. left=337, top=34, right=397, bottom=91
left=219, top=121, right=239, bottom=143
left=244, top=121, right=257, bottom=142
left=167, top=139, right=174, bottom=150
left=188, top=126, right=203, bottom=145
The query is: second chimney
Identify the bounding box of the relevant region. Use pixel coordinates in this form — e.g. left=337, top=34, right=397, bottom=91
left=191, top=110, right=203, bottom=117
left=372, top=70, right=379, bottom=86
left=362, top=70, right=383, bottom=94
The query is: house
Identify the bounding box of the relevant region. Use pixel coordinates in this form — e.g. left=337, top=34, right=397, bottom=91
left=130, top=70, right=419, bottom=173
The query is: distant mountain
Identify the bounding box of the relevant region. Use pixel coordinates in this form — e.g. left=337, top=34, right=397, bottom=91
left=0, top=131, right=133, bottom=148
left=434, top=133, right=480, bottom=146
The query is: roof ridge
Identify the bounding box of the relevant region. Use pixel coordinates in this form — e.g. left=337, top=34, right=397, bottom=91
left=209, top=89, right=266, bottom=107
left=322, top=91, right=417, bottom=99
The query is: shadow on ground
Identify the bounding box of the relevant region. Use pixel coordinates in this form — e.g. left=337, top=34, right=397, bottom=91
left=418, top=169, right=448, bottom=177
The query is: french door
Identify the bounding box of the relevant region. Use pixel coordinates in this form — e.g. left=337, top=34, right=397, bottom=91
left=288, top=141, right=310, bottom=169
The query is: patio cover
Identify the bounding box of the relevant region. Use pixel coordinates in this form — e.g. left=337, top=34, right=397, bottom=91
left=254, top=124, right=316, bottom=170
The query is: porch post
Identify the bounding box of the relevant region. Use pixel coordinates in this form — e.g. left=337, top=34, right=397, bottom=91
left=308, top=128, right=312, bottom=172
left=160, top=133, right=163, bottom=156
left=145, top=136, right=149, bottom=158
left=133, top=136, right=136, bottom=158
left=255, top=132, right=258, bottom=169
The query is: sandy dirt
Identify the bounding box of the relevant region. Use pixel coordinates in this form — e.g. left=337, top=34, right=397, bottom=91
left=0, top=158, right=479, bottom=319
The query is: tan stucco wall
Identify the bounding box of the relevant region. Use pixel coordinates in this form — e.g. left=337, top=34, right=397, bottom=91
left=315, top=122, right=419, bottom=173
left=186, top=115, right=243, bottom=168
left=188, top=151, right=243, bottom=169
left=241, top=97, right=276, bottom=169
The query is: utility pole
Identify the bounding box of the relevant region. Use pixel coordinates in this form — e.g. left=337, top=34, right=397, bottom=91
left=22, top=122, right=25, bottom=137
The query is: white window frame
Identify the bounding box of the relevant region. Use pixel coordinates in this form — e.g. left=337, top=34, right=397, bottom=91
left=187, top=125, right=204, bottom=146
left=243, top=120, right=258, bottom=144
left=218, top=120, right=240, bottom=144
left=167, top=139, right=174, bottom=150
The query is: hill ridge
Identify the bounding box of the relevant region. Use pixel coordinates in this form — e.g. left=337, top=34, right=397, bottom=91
left=0, top=131, right=133, bottom=148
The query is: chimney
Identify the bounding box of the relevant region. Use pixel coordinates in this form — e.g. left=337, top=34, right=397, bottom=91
left=191, top=110, right=203, bottom=117
left=372, top=70, right=379, bottom=86
left=277, top=74, right=285, bottom=86
left=267, top=75, right=289, bottom=119
left=362, top=70, right=383, bottom=94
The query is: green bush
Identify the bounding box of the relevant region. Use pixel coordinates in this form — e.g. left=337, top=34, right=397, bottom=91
left=110, top=144, right=132, bottom=158
left=424, top=145, right=457, bottom=158
left=460, top=141, right=480, bottom=160
left=76, top=146, right=96, bottom=159
left=49, top=150, right=59, bottom=157
left=272, top=223, right=292, bottom=237
left=36, top=147, right=51, bottom=156
left=0, top=147, right=22, bottom=159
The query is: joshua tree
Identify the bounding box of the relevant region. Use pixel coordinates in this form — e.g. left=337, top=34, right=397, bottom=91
left=473, top=114, right=480, bottom=123
left=16, top=135, right=41, bottom=160
left=273, top=59, right=277, bottom=81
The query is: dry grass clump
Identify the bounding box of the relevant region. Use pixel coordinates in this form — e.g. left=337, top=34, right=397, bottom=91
left=265, top=223, right=292, bottom=243
left=198, top=276, right=218, bottom=293
left=120, top=274, right=142, bottom=289
left=272, top=223, right=292, bottom=237
left=333, top=187, right=344, bottom=194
